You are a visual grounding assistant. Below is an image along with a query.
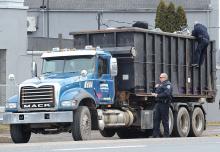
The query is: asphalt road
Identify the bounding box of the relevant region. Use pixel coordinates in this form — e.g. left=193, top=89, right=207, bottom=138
left=1, top=125, right=220, bottom=152
left=1, top=125, right=220, bottom=143
left=1, top=137, right=220, bottom=152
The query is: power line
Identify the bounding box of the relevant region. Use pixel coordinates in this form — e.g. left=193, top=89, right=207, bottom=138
left=96, top=12, right=220, bottom=30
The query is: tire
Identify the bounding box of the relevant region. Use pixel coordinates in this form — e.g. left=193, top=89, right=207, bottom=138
left=160, top=107, right=174, bottom=136
left=72, top=106, right=91, bottom=141
left=10, top=124, right=31, bottom=143
left=117, top=128, right=139, bottom=139
left=117, top=128, right=132, bottom=139
left=172, top=107, right=190, bottom=137
left=144, top=129, right=153, bottom=137
left=99, top=128, right=116, bottom=137
left=189, top=107, right=205, bottom=137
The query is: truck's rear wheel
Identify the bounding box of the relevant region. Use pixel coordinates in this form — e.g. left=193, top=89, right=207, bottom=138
left=189, top=107, right=205, bottom=137
left=160, top=107, right=174, bottom=136
left=72, top=106, right=91, bottom=140
left=10, top=124, right=31, bottom=143
left=99, top=128, right=116, bottom=137
left=172, top=107, right=190, bottom=137
left=144, top=129, right=153, bottom=137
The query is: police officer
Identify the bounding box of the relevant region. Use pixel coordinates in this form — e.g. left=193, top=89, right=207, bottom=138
left=152, top=73, right=172, bottom=138
left=191, top=22, right=210, bottom=68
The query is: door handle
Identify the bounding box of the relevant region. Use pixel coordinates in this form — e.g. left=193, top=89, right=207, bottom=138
left=100, top=81, right=106, bottom=84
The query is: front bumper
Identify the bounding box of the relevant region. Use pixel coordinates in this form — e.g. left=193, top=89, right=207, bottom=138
left=3, top=111, right=73, bottom=124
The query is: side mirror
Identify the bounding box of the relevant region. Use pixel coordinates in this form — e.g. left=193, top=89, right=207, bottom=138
left=110, top=58, right=118, bottom=77
left=31, top=62, right=37, bottom=77
left=81, top=70, right=88, bottom=77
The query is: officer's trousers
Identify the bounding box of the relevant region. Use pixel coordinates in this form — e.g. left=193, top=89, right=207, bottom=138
left=153, top=102, right=169, bottom=137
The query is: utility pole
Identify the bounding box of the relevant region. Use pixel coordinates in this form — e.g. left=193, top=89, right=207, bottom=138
left=97, top=11, right=102, bottom=30
left=40, top=0, right=46, bottom=37
left=58, top=33, right=63, bottom=49
left=47, top=0, right=50, bottom=38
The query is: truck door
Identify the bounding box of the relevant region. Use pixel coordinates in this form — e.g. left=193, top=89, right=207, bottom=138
left=96, top=56, right=114, bottom=104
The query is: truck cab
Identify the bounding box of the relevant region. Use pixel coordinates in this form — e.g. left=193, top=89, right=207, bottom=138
left=4, top=46, right=119, bottom=143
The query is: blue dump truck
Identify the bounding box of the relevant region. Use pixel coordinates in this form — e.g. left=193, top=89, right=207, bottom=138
left=3, top=28, right=216, bottom=143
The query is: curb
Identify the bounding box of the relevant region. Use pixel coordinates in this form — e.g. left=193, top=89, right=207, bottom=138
left=207, top=122, right=220, bottom=126
left=206, top=134, right=220, bottom=137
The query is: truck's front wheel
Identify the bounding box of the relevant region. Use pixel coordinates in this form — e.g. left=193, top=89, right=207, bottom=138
left=72, top=106, right=91, bottom=140
left=10, top=124, right=31, bottom=143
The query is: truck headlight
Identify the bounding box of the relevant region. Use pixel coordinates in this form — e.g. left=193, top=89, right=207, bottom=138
left=61, top=100, right=77, bottom=107
left=6, top=103, right=17, bottom=109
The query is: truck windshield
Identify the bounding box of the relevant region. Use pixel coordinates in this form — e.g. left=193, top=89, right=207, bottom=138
left=42, top=56, right=95, bottom=74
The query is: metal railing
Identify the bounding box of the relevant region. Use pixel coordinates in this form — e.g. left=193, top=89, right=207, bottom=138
left=0, top=106, right=4, bottom=123
left=0, top=83, right=18, bottom=123
left=0, top=83, right=5, bottom=123
left=0, top=84, right=18, bottom=106
left=0, top=84, right=7, bottom=107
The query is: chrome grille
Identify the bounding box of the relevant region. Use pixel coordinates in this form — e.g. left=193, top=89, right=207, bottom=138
left=20, top=85, right=55, bottom=109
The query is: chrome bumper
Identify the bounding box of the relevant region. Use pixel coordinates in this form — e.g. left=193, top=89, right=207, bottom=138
left=3, top=111, right=73, bottom=124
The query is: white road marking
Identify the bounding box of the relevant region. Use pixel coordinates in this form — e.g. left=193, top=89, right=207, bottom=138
left=52, top=145, right=147, bottom=151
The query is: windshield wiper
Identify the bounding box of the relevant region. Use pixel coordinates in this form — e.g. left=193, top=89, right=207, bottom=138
left=43, top=71, right=78, bottom=75
left=43, top=72, right=53, bottom=74
left=65, top=71, right=78, bottom=74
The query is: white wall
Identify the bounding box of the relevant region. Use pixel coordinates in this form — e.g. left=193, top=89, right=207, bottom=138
left=0, top=0, right=28, bottom=103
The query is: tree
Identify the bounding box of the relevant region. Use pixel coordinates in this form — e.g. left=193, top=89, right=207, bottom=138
left=166, top=2, right=176, bottom=32
left=155, top=0, right=167, bottom=31
left=176, top=6, right=187, bottom=31
left=155, top=1, right=187, bottom=33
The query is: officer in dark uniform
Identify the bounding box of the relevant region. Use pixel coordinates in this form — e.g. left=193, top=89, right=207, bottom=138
left=191, top=22, right=210, bottom=68
left=152, top=73, right=172, bottom=138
